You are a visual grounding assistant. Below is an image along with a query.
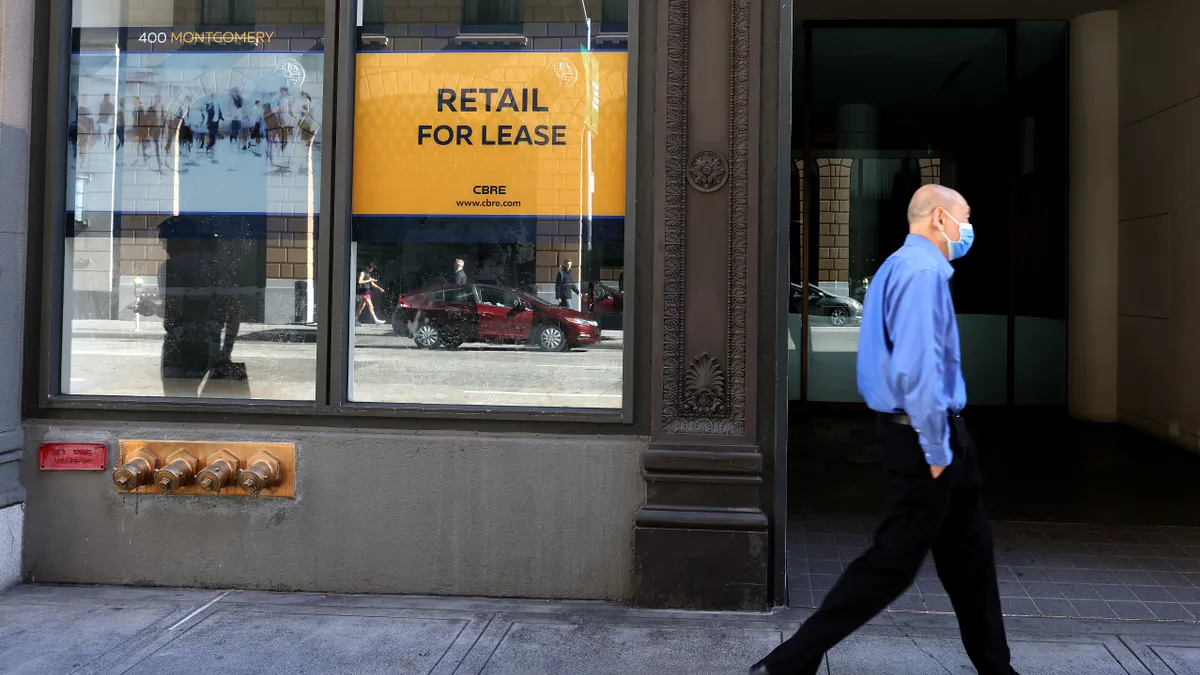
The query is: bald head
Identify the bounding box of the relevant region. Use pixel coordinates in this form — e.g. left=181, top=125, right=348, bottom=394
left=905, top=184, right=971, bottom=260
left=907, top=184, right=966, bottom=226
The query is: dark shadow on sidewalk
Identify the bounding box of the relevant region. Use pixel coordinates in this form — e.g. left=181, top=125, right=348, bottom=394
left=788, top=406, right=1200, bottom=526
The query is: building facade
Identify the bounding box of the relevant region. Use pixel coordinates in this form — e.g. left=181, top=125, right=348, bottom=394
left=0, top=0, right=1196, bottom=611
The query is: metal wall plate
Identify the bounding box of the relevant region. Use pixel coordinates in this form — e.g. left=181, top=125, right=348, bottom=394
left=116, top=441, right=296, bottom=498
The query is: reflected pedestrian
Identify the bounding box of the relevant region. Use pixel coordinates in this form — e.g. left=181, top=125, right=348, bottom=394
left=155, top=215, right=221, bottom=394
left=146, top=93, right=167, bottom=172
left=75, top=96, right=95, bottom=167
left=555, top=259, right=579, bottom=309
left=228, top=87, right=246, bottom=150
left=202, top=92, right=223, bottom=162
left=132, top=96, right=147, bottom=165
left=356, top=261, right=385, bottom=326
left=751, top=185, right=1018, bottom=675
left=98, top=93, right=114, bottom=147
left=115, top=100, right=125, bottom=151
left=452, top=258, right=467, bottom=285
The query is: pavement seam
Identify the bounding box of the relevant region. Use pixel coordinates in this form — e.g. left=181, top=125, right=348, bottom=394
left=168, top=589, right=230, bottom=630
left=427, top=616, right=473, bottom=675
left=62, top=603, right=192, bottom=675
left=881, top=611, right=954, bottom=674
left=446, top=614, right=496, bottom=675
left=469, top=618, right=516, bottom=675
left=1117, top=635, right=1170, bottom=675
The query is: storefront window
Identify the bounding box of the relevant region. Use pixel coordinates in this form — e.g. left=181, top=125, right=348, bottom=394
left=789, top=23, right=1067, bottom=406
left=201, top=1, right=257, bottom=26
left=350, top=0, right=628, bottom=409
left=800, top=26, right=1010, bottom=404
left=462, top=0, right=524, bottom=34
left=600, top=0, right=629, bottom=34
left=62, top=0, right=326, bottom=400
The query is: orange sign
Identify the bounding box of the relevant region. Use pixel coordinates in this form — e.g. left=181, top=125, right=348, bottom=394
left=353, top=50, right=628, bottom=218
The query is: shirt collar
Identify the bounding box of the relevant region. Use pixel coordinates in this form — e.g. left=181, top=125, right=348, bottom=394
left=904, top=233, right=954, bottom=277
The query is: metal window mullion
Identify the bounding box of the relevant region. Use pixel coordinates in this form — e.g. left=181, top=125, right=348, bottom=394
left=313, top=0, right=343, bottom=412
left=325, top=0, right=358, bottom=411
left=40, top=0, right=72, bottom=403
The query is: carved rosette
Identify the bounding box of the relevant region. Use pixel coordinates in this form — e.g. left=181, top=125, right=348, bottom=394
left=687, top=151, right=728, bottom=193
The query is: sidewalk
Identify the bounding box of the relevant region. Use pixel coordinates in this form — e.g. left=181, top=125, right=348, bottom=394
left=67, top=319, right=318, bottom=342
left=2, top=584, right=1198, bottom=674
left=66, top=320, right=625, bottom=349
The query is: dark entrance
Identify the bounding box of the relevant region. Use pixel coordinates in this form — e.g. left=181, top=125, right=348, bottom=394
left=782, top=22, right=1200, bottom=621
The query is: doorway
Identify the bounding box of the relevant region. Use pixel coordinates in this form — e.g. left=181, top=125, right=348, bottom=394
left=780, top=21, right=1200, bottom=620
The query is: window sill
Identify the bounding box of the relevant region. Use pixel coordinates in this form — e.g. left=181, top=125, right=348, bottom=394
left=594, top=32, right=629, bottom=49
left=35, top=394, right=631, bottom=426
left=451, top=33, right=530, bottom=49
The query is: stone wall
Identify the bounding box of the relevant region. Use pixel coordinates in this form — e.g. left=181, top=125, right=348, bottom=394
left=0, top=0, right=33, bottom=590
left=815, top=158, right=851, bottom=283
left=918, top=157, right=942, bottom=186
left=1116, top=0, right=1200, bottom=450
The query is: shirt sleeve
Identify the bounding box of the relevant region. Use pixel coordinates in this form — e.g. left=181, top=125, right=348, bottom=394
left=885, top=268, right=952, bottom=467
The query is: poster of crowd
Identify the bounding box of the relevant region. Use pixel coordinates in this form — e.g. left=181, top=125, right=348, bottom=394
left=68, top=50, right=325, bottom=216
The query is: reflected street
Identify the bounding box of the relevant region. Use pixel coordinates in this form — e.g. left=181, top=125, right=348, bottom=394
left=67, top=323, right=623, bottom=408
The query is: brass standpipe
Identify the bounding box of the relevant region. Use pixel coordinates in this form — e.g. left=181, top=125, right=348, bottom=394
left=112, top=448, right=159, bottom=492
left=237, top=451, right=282, bottom=495
left=196, top=450, right=240, bottom=494
left=153, top=450, right=199, bottom=493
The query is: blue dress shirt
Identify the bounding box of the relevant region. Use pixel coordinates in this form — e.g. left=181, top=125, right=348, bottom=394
left=856, top=234, right=966, bottom=467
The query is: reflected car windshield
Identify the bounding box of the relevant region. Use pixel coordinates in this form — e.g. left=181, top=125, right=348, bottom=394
left=517, top=290, right=553, bottom=308
left=477, top=285, right=519, bottom=307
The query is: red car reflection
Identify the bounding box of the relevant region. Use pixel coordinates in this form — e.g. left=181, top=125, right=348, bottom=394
left=582, top=282, right=623, bottom=316
left=392, top=283, right=601, bottom=351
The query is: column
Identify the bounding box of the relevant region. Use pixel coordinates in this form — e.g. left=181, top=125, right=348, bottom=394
left=1067, top=11, right=1119, bottom=422
left=0, top=0, right=35, bottom=589
left=633, top=0, right=769, bottom=611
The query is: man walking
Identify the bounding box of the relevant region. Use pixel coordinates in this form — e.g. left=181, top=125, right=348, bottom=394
left=556, top=259, right=580, bottom=309
left=751, top=185, right=1019, bottom=675
left=452, top=258, right=467, bottom=285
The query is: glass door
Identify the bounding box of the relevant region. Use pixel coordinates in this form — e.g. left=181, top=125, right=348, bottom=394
left=796, top=25, right=1012, bottom=405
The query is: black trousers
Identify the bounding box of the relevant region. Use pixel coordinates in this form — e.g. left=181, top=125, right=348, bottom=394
left=762, top=415, right=1013, bottom=675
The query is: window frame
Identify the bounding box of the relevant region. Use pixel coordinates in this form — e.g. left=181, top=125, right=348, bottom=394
left=201, top=0, right=257, bottom=26
left=31, top=0, right=641, bottom=426
left=599, top=0, right=630, bottom=36
left=459, top=0, right=525, bottom=35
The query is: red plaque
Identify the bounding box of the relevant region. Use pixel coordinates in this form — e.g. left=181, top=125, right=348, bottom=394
left=39, top=443, right=108, bottom=471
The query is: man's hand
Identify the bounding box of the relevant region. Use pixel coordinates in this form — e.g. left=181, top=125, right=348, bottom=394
left=930, top=465, right=946, bottom=479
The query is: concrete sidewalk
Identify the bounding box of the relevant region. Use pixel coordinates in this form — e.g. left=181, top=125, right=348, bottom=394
left=2, top=584, right=1199, bottom=674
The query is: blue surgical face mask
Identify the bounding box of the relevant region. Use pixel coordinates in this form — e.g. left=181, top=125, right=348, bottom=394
left=941, top=211, right=974, bottom=261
